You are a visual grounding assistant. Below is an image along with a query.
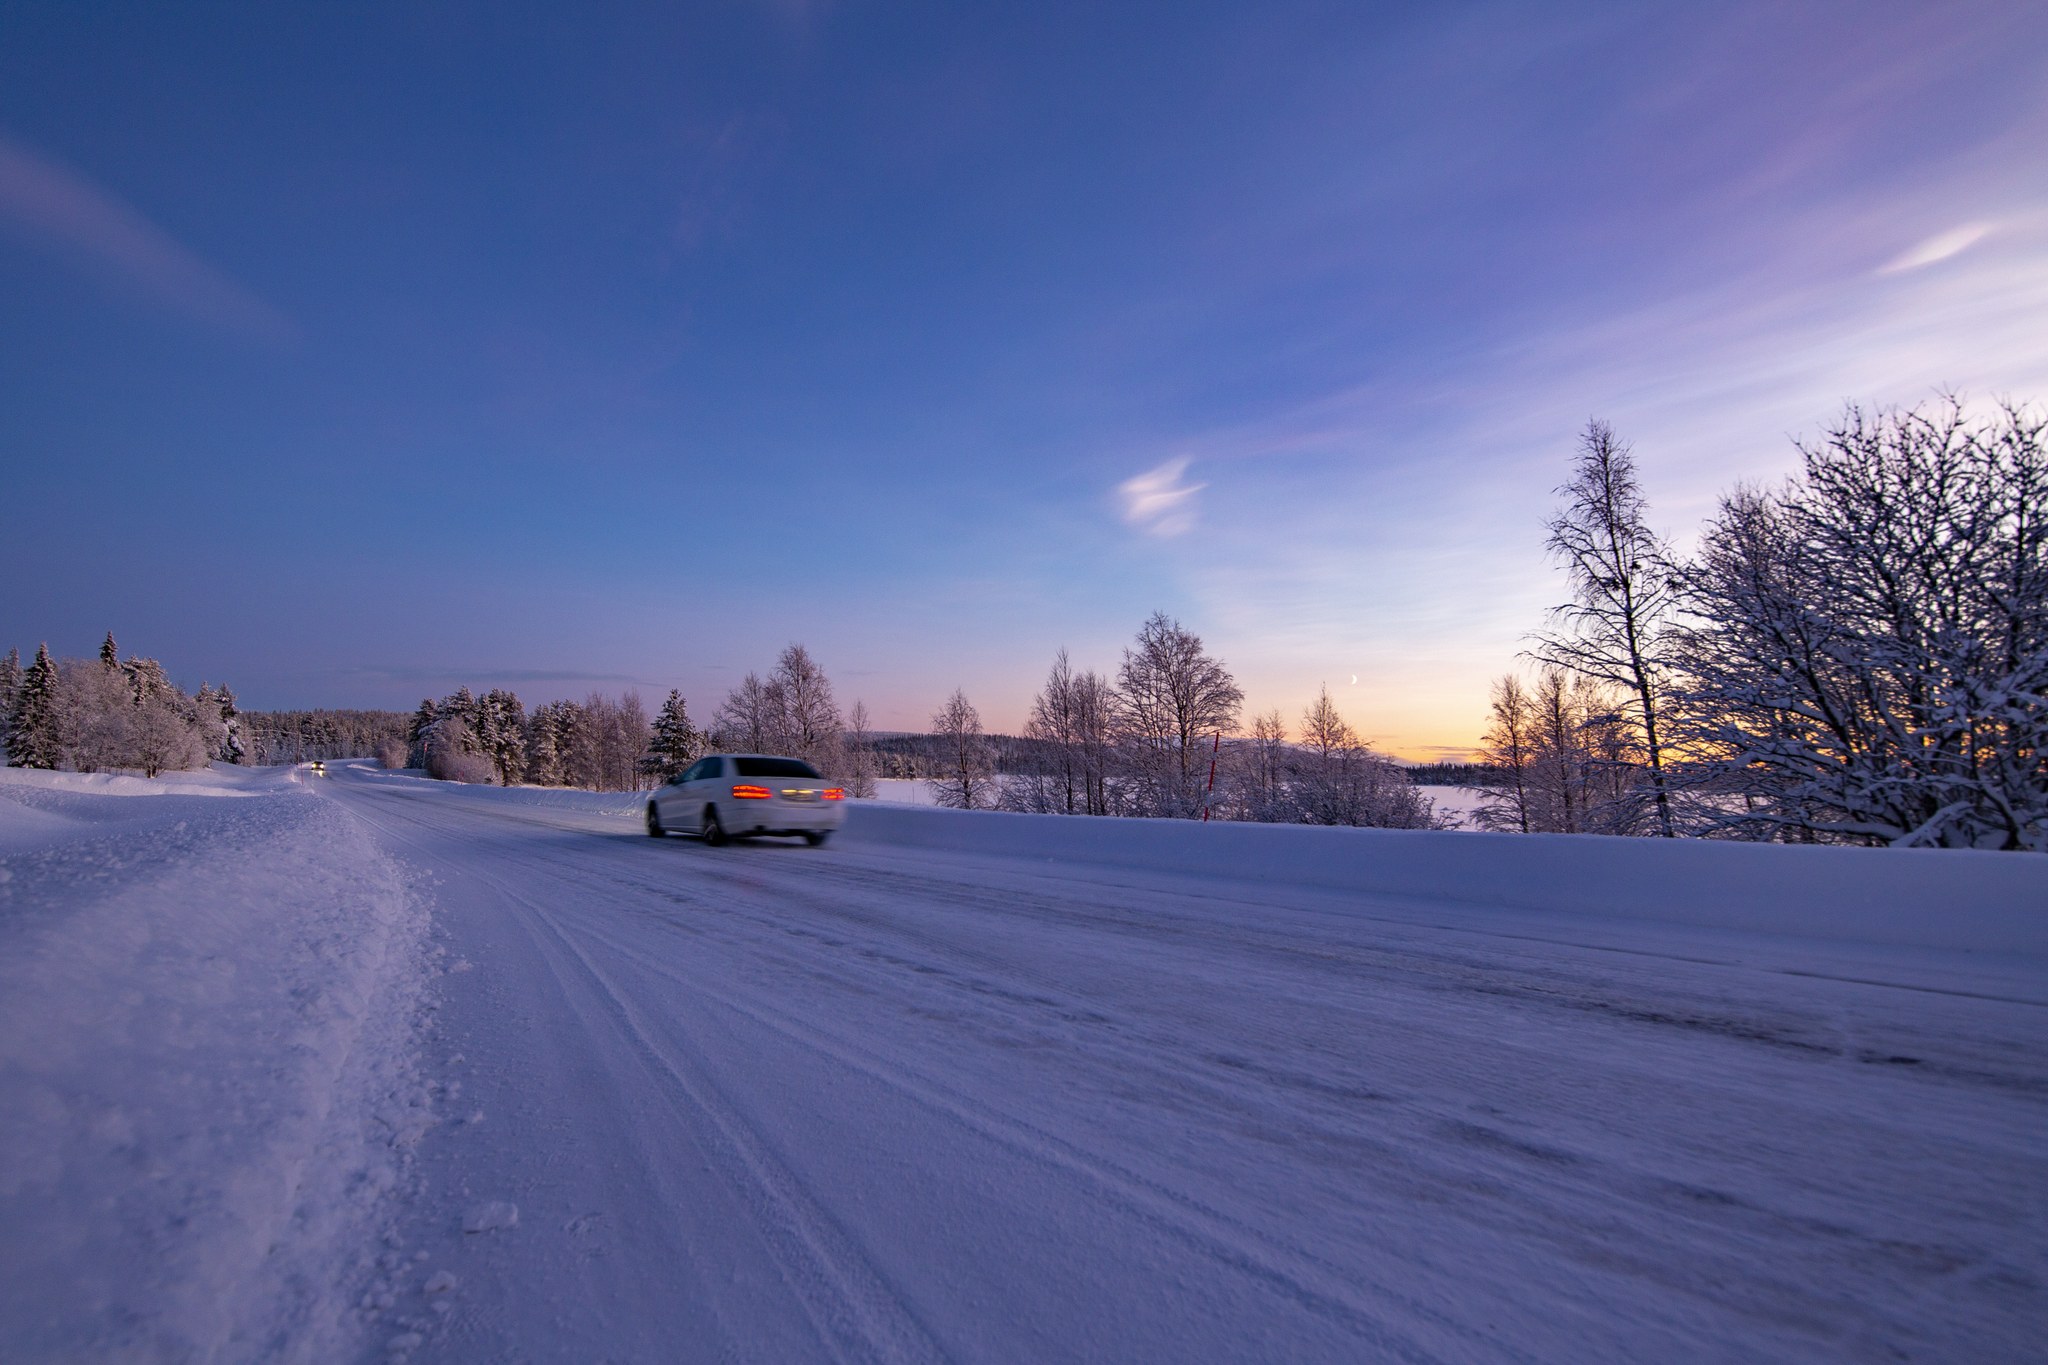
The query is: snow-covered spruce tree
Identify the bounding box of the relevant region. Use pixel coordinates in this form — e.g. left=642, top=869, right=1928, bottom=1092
left=99, top=631, right=118, bottom=669
left=405, top=698, right=438, bottom=767
left=771, top=644, right=843, bottom=775
left=8, top=644, right=62, bottom=769
left=476, top=689, right=527, bottom=785
left=643, top=689, right=703, bottom=781
left=523, top=701, right=572, bottom=785
left=843, top=700, right=879, bottom=798
left=559, top=691, right=653, bottom=791
left=1668, top=398, right=2047, bottom=849
left=929, top=688, right=996, bottom=810
left=0, top=647, right=20, bottom=761
left=213, top=683, right=245, bottom=764
left=1112, top=612, right=1243, bottom=818
left=1530, top=421, right=1678, bottom=836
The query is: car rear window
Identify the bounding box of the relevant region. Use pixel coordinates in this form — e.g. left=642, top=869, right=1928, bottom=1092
left=734, top=757, right=823, bottom=779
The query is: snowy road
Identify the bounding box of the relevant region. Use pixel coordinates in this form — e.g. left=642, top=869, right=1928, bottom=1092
left=319, top=765, right=2048, bottom=1364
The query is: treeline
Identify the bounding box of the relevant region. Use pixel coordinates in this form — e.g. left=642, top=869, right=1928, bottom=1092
left=1404, top=762, right=1501, bottom=787
left=910, top=616, right=1440, bottom=828
left=1, top=634, right=243, bottom=777
left=241, top=709, right=409, bottom=764
left=1477, top=396, right=2045, bottom=850
left=403, top=688, right=658, bottom=790
left=398, top=644, right=884, bottom=794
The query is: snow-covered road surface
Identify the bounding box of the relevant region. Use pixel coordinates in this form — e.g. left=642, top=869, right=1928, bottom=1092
left=2, top=763, right=2042, bottom=1363
left=319, top=765, right=2044, bottom=1363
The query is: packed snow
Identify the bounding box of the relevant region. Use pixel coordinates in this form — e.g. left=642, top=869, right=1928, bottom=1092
left=0, top=764, right=432, bottom=1363
left=2, top=761, right=2043, bottom=1362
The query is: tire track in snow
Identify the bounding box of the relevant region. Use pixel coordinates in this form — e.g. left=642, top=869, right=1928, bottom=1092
left=561, top=911, right=1492, bottom=1365
left=361, top=807, right=951, bottom=1365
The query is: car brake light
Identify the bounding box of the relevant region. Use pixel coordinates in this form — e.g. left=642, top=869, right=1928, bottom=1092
left=732, top=784, right=772, bottom=800
left=822, top=788, right=845, bottom=801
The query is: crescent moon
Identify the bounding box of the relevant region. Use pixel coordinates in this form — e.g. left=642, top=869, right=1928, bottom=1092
left=1350, top=674, right=1358, bottom=685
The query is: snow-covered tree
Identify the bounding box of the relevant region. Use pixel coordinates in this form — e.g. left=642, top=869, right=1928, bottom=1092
left=1668, top=398, right=2048, bottom=849
left=59, top=658, right=140, bottom=773
left=1531, top=421, right=1678, bottom=836
left=771, top=644, right=843, bottom=775
left=1259, top=686, right=1437, bottom=829
left=929, top=688, right=996, bottom=810
left=1112, top=613, right=1243, bottom=818
left=8, top=644, right=61, bottom=769
left=476, top=689, right=527, bottom=785
left=643, top=690, right=703, bottom=780
left=99, top=632, right=118, bottom=670
left=130, top=690, right=207, bottom=778
left=1473, top=675, right=1535, bottom=833
left=715, top=673, right=779, bottom=754
left=1006, top=649, right=1114, bottom=815
left=0, top=647, right=20, bottom=760
left=843, top=700, right=879, bottom=798
left=403, top=698, right=437, bottom=766
left=215, top=684, right=245, bottom=764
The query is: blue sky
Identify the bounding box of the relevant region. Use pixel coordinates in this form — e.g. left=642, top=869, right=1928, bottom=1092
left=3, top=1, right=2044, bottom=756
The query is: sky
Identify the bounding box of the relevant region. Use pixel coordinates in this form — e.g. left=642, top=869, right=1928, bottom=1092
left=2, top=1, right=2044, bottom=758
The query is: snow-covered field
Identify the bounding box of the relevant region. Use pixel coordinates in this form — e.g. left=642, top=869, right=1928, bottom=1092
left=3, top=761, right=2044, bottom=1362
left=869, top=776, right=1489, bottom=825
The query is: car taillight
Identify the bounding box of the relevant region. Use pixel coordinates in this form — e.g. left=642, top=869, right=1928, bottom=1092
left=732, top=784, right=772, bottom=800
left=822, top=788, right=845, bottom=801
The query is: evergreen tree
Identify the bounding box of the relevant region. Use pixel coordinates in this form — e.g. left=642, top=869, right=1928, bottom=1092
left=99, top=632, right=118, bottom=669
left=643, top=690, right=703, bottom=779
left=9, top=644, right=62, bottom=769
left=215, top=684, right=245, bottom=763
left=477, top=688, right=527, bottom=785
left=0, top=647, right=20, bottom=758
left=524, top=706, right=564, bottom=786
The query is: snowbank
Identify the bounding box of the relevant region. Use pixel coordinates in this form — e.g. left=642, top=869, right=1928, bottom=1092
left=348, top=763, right=648, bottom=817
left=840, top=804, right=2046, bottom=956
left=0, top=764, right=433, bottom=1362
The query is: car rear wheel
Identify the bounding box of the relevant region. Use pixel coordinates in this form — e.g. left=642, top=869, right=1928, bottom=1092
left=702, top=806, right=728, bottom=847
left=646, top=803, right=665, bottom=837
left=803, top=831, right=830, bottom=847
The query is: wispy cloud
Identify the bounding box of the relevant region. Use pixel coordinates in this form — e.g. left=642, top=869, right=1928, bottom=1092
left=0, top=131, right=294, bottom=341
left=1879, top=222, right=1994, bottom=275
left=1117, top=457, right=1206, bottom=537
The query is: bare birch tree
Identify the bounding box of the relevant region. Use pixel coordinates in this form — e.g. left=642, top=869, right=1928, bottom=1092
left=843, top=700, right=879, bottom=798
left=1113, top=612, right=1243, bottom=818
left=929, top=688, right=996, bottom=810
left=771, top=644, right=843, bottom=775
left=1532, top=421, right=1678, bottom=835
left=1473, top=674, right=1534, bottom=833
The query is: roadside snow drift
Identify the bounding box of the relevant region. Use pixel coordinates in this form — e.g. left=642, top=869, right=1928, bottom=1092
left=841, top=803, right=2047, bottom=955
left=0, top=766, right=431, bottom=1363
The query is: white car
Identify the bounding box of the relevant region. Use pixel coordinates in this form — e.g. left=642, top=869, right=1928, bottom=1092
left=647, top=754, right=846, bottom=846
